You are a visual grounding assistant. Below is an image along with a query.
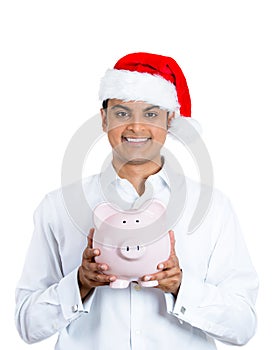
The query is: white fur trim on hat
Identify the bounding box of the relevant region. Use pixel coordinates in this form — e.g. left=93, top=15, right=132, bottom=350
left=99, top=69, right=180, bottom=112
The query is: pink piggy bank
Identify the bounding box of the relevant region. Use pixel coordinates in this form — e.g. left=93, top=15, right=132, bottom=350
left=93, top=199, right=170, bottom=288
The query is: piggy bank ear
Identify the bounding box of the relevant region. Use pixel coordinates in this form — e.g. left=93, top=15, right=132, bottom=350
left=93, top=202, right=118, bottom=228
left=139, top=199, right=166, bottom=218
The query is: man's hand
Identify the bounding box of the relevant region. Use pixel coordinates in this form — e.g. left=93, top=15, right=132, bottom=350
left=142, top=230, right=182, bottom=297
left=78, top=228, right=117, bottom=300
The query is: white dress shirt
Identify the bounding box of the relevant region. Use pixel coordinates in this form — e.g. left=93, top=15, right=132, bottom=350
left=15, top=160, right=258, bottom=349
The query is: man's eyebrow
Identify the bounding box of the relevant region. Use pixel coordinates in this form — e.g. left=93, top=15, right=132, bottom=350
left=110, top=104, right=161, bottom=112
left=110, top=104, right=132, bottom=111
left=143, top=105, right=160, bottom=112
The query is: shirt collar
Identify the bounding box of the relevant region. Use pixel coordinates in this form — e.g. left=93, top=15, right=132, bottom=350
left=100, top=156, right=171, bottom=193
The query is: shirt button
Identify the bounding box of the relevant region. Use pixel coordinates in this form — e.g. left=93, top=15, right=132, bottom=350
left=71, top=304, right=78, bottom=313
left=134, top=284, right=141, bottom=291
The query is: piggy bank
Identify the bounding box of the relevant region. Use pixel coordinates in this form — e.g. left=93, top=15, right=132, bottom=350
left=93, top=199, right=170, bottom=288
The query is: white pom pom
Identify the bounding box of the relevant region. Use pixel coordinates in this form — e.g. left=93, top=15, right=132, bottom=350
left=168, top=116, right=202, bottom=144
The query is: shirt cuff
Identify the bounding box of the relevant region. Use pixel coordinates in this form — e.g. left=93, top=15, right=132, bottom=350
left=174, top=270, right=205, bottom=314
left=163, top=269, right=204, bottom=318
left=164, top=292, right=175, bottom=314
left=163, top=269, right=205, bottom=318
left=172, top=270, right=224, bottom=327
left=171, top=269, right=209, bottom=327
left=57, top=267, right=95, bottom=321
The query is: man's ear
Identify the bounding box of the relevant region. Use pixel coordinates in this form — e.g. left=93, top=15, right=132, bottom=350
left=167, top=111, right=175, bottom=128
left=100, top=108, right=108, bottom=132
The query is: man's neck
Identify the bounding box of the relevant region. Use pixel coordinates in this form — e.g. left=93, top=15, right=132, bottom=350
left=112, top=157, right=163, bottom=196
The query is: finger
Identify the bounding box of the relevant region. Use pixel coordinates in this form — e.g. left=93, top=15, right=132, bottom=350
left=86, top=272, right=116, bottom=284
left=83, top=246, right=100, bottom=260
left=154, top=277, right=180, bottom=294
left=82, top=259, right=108, bottom=272
left=82, top=273, right=116, bottom=288
left=157, top=255, right=178, bottom=270
left=143, top=266, right=180, bottom=282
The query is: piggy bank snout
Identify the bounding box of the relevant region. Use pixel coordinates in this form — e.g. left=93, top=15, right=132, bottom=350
left=119, top=240, right=145, bottom=260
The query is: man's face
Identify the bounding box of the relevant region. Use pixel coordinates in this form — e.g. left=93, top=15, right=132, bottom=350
left=101, top=99, right=174, bottom=166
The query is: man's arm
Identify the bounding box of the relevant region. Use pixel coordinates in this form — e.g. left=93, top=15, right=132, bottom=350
left=144, top=198, right=258, bottom=346
left=15, top=196, right=113, bottom=344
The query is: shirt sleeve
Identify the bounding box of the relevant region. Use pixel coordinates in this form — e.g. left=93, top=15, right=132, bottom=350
left=15, top=195, right=95, bottom=344
left=166, top=198, right=259, bottom=346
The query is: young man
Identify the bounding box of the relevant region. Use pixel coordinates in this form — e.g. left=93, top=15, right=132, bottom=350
left=15, top=53, right=258, bottom=349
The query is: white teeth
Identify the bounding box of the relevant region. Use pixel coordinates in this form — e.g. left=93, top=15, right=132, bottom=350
left=125, top=137, right=149, bottom=143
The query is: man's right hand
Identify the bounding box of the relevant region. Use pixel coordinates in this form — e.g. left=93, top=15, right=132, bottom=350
left=78, top=228, right=116, bottom=300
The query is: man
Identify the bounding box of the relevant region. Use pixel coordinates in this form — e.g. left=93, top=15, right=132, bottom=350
left=15, top=52, right=258, bottom=349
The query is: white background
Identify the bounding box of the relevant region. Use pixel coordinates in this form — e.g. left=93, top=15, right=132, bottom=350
left=1, top=0, right=275, bottom=348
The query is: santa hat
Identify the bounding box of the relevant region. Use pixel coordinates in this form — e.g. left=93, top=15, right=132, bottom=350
left=99, top=52, right=201, bottom=139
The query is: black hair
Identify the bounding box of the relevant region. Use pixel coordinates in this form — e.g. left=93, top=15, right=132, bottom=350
left=102, top=99, right=109, bottom=109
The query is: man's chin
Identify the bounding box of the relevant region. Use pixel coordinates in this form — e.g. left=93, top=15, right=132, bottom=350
left=113, top=149, right=163, bottom=167
left=126, top=158, right=151, bottom=165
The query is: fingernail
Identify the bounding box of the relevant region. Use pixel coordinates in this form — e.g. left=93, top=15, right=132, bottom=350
left=100, top=264, right=107, bottom=271
left=110, top=276, right=116, bottom=282
left=94, top=249, right=99, bottom=255
left=158, top=264, right=164, bottom=270
left=144, top=276, right=151, bottom=281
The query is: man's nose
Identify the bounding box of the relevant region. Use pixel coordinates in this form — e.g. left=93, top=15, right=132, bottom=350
left=126, top=115, right=145, bottom=132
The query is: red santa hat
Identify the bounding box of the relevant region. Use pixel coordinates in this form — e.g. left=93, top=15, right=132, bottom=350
left=99, top=52, right=201, bottom=138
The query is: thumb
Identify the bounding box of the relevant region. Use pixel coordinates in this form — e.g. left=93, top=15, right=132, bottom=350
left=168, top=230, right=176, bottom=256
left=87, top=228, right=95, bottom=249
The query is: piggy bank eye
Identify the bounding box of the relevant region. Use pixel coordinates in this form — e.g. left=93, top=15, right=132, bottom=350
left=135, top=219, right=140, bottom=223
left=122, top=220, right=127, bottom=224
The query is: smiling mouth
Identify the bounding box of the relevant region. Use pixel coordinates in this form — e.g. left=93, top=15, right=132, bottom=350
left=122, top=137, right=151, bottom=144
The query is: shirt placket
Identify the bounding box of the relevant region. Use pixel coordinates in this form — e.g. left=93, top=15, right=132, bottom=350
left=130, top=282, right=146, bottom=349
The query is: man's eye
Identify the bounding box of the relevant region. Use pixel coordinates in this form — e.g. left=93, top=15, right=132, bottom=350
left=145, top=112, right=158, bottom=118
left=115, top=111, right=130, bottom=118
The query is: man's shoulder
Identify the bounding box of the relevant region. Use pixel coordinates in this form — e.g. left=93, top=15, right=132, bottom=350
left=33, top=174, right=102, bottom=233
left=39, top=174, right=101, bottom=210
left=183, top=176, right=232, bottom=214
left=47, top=174, right=100, bottom=196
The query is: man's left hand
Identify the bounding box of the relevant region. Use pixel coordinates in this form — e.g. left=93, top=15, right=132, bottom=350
left=142, top=230, right=182, bottom=297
